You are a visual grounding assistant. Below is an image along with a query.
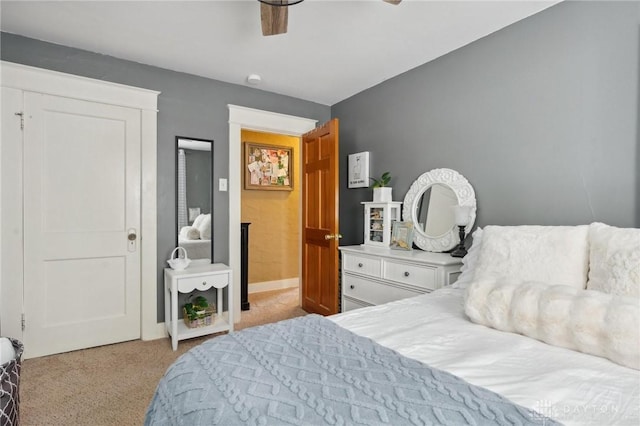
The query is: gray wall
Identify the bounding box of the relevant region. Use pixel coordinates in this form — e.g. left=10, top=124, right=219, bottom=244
left=184, top=148, right=212, bottom=218
left=1, top=33, right=331, bottom=321
left=333, top=0, right=640, bottom=246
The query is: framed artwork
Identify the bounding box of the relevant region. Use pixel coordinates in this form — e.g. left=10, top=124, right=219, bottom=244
left=244, top=142, right=293, bottom=191
left=348, top=151, right=370, bottom=188
left=390, top=221, right=414, bottom=251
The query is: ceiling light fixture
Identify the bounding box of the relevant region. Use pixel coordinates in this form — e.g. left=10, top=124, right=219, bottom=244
left=258, top=0, right=304, bottom=6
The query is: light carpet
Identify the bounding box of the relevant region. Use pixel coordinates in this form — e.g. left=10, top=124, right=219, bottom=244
left=18, top=287, right=307, bottom=426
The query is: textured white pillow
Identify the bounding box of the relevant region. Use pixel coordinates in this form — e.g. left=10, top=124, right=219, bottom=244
left=473, top=225, right=589, bottom=289
left=192, top=214, right=206, bottom=229
left=587, top=222, right=640, bottom=298
left=179, top=226, right=200, bottom=240
left=196, top=214, right=212, bottom=240
left=451, top=227, right=482, bottom=289
left=465, top=278, right=640, bottom=370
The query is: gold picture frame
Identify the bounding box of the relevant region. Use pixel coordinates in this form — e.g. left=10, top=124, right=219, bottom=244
left=244, top=142, right=293, bottom=191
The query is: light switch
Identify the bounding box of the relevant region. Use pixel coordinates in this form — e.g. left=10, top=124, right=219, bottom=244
left=219, top=178, right=228, bottom=192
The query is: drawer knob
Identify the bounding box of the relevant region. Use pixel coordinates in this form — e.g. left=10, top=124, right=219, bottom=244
left=358, top=263, right=363, bottom=268
left=202, top=281, right=207, bottom=285
left=350, top=285, right=355, bottom=289
left=404, top=272, right=410, bottom=277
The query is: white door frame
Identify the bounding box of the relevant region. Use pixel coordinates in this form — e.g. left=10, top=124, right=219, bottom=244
left=227, top=105, right=317, bottom=320
left=0, top=61, right=164, bottom=342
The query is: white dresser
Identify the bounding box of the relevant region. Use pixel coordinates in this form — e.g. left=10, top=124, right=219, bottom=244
left=164, top=263, right=233, bottom=350
left=339, top=245, right=463, bottom=312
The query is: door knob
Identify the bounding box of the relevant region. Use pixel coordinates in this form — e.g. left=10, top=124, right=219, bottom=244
left=324, top=233, right=343, bottom=240
left=127, top=228, right=137, bottom=252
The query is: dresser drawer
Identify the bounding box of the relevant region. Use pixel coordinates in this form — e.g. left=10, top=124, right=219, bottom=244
left=341, top=296, right=370, bottom=312
left=342, top=253, right=382, bottom=278
left=343, top=274, right=423, bottom=306
left=177, top=273, right=229, bottom=293
left=383, top=259, right=437, bottom=290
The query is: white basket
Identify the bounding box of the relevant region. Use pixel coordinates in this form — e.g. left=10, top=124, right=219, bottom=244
left=167, top=246, right=191, bottom=270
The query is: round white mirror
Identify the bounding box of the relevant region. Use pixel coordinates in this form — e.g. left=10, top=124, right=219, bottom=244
left=403, top=168, right=476, bottom=252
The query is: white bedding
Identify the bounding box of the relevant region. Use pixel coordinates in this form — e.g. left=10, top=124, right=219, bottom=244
left=331, top=287, right=640, bottom=425
left=178, top=238, right=211, bottom=260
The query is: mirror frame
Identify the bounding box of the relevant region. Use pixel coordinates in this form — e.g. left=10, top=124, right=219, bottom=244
left=176, top=136, right=214, bottom=262
left=402, top=168, right=476, bottom=252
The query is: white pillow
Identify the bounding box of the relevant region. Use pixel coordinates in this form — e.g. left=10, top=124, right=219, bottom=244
left=472, top=225, right=589, bottom=290
left=196, top=214, right=212, bottom=240
left=192, top=213, right=206, bottom=229
left=451, top=227, right=482, bottom=289
left=465, top=278, right=640, bottom=370
left=587, top=223, right=640, bottom=298
left=179, top=226, right=200, bottom=241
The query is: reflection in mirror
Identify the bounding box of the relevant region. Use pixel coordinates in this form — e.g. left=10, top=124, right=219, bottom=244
left=416, top=184, right=457, bottom=238
left=403, top=168, right=476, bottom=252
left=176, top=137, right=213, bottom=262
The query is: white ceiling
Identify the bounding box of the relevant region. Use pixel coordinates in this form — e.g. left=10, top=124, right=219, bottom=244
left=0, top=0, right=560, bottom=105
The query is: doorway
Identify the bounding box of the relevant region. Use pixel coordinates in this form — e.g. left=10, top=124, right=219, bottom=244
left=240, top=130, right=301, bottom=295
left=228, top=105, right=317, bottom=321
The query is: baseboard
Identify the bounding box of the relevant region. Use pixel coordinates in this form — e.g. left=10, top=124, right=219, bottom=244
left=142, top=322, right=168, bottom=341
left=248, top=277, right=299, bottom=294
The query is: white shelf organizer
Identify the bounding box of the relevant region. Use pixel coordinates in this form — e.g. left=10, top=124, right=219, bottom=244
left=362, top=201, right=402, bottom=247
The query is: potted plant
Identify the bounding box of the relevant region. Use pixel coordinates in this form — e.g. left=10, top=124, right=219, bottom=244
left=370, top=171, right=392, bottom=202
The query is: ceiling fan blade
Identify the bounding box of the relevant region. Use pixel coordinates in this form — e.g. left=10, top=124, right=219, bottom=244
left=261, top=2, right=288, bottom=36
left=383, top=0, right=402, bottom=4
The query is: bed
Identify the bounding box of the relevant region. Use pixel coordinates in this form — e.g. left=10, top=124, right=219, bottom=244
left=146, top=223, right=640, bottom=425
left=178, top=238, right=211, bottom=261
left=178, top=213, right=212, bottom=260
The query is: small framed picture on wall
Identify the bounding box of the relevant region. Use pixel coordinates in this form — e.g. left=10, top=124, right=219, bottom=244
left=348, top=151, right=370, bottom=188
left=244, top=142, right=293, bottom=191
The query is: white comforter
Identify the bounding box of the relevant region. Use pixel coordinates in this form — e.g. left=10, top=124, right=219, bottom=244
left=330, top=288, right=640, bottom=426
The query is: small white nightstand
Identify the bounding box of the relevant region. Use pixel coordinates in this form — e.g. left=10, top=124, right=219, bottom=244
left=164, top=263, right=233, bottom=350
left=339, top=245, right=462, bottom=312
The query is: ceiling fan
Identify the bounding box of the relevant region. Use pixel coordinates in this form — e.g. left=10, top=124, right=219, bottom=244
left=259, top=0, right=402, bottom=37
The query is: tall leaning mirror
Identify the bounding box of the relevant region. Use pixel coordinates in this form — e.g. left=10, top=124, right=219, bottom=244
left=176, top=136, right=214, bottom=262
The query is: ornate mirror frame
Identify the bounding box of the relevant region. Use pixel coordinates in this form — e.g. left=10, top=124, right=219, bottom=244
left=402, top=168, right=476, bottom=252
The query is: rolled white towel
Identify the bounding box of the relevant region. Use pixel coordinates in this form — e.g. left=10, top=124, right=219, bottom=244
left=179, top=226, right=200, bottom=240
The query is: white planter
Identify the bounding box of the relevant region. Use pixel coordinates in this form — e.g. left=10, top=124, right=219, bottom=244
left=373, top=187, right=392, bottom=202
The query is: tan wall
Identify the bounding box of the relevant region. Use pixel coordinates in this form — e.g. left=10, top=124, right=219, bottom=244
left=241, top=130, right=299, bottom=285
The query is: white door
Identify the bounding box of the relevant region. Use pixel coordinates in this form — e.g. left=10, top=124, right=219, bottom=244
left=23, top=92, right=142, bottom=358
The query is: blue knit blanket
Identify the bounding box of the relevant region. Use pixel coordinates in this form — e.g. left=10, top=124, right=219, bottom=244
left=145, top=315, right=559, bottom=425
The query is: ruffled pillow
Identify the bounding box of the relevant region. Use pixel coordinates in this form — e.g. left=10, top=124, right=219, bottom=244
left=587, top=222, right=640, bottom=298
left=472, top=225, right=589, bottom=290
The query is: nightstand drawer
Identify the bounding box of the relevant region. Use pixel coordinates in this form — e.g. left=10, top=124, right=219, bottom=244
left=178, top=273, right=229, bottom=293
left=383, top=260, right=437, bottom=290
left=342, top=253, right=382, bottom=278
left=343, top=275, right=423, bottom=306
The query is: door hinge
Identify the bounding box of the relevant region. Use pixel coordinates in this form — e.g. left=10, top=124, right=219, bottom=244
left=15, top=112, right=24, bottom=130
left=21, top=313, right=26, bottom=331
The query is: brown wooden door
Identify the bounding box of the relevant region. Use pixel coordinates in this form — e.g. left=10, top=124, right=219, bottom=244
left=301, top=119, right=340, bottom=315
